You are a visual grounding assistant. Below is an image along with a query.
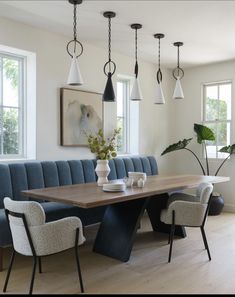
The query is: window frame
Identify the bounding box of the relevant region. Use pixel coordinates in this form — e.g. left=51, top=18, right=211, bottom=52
left=117, top=78, right=130, bottom=155
left=0, top=44, right=36, bottom=162
left=0, top=52, right=26, bottom=159
left=202, top=80, right=232, bottom=160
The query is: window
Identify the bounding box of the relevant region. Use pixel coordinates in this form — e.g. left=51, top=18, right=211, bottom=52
left=203, top=81, right=232, bottom=159
left=117, top=79, right=129, bottom=153
left=0, top=53, right=24, bottom=158
left=116, top=78, right=139, bottom=155
left=0, top=45, right=36, bottom=161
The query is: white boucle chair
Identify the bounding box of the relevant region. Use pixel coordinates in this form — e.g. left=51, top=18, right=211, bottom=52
left=160, top=183, right=213, bottom=263
left=3, top=197, right=86, bottom=295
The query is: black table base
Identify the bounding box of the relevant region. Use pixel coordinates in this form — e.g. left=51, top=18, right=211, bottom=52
left=93, top=193, right=186, bottom=262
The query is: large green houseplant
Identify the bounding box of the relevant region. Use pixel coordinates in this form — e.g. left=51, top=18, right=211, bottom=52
left=161, top=123, right=235, bottom=214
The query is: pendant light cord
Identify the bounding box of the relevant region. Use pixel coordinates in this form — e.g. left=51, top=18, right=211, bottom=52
left=177, top=45, right=180, bottom=68
left=135, top=28, right=139, bottom=78
left=135, top=28, right=138, bottom=64
left=158, top=37, right=161, bottom=71
left=103, top=11, right=116, bottom=77
left=177, top=45, right=180, bottom=76
left=172, top=42, right=184, bottom=80
left=108, top=16, right=111, bottom=72
left=66, top=1, right=83, bottom=58
left=157, top=37, right=162, bottom=83
left=73, top=4, right=77, bottom=41
left=73, top=3, right=77, bottom=54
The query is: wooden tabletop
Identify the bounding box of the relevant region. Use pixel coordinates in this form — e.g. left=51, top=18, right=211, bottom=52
left=21, top=175, right=229, bottom=209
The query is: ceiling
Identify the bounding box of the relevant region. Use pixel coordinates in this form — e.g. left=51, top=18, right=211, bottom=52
left=0, top=0, right=235, bottom=68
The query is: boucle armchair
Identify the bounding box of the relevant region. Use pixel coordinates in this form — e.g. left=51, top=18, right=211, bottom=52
left=3, top=197, right=85, bottom=295
left=160, top=183, right=213, bottom=263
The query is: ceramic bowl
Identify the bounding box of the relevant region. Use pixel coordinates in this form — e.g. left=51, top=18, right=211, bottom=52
left=128, top=172, right=147, bottom=186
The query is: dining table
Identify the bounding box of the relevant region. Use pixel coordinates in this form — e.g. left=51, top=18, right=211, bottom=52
left=21, top=174, right=229, bottom=262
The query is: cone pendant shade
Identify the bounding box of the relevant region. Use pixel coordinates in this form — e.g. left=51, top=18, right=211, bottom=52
left=155, top=82, right=165, bottom=104
left=103, top=72, right=115, bottom=102
left=67, top=55, right=84, bottom=86
left=173, top=78, right=184, bottom=99
left=130, top=78, right=143, bottom=101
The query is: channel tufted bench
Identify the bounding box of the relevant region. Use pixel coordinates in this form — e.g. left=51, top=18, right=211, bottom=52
left=0, top=155, right=158, bottom=271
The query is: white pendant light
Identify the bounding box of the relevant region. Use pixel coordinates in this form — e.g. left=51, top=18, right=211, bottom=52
left=66, top=0, right=84, bottom=86
left=130, top=77, right=143, bottom=101
left=173, top=42, right=184, bottom=99
left=155, top=82, right=165, bottom=104
left=173, top=77, right=184, bottom=99
left=130, top=24, right=143, bottom=101
left=67, top=54, right=84, bottom=85
left=154, top=33, right=165, bottom=104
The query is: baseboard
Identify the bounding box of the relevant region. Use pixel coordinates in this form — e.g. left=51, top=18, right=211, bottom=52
left=223, top=204, right=235, bottom=213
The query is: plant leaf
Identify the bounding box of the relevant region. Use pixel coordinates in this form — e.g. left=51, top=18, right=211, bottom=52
left=161, top=138, right=193, bottom=156
left=219, top=144, right=235, bottom=155
left=194, top=123, right=215, bottom=144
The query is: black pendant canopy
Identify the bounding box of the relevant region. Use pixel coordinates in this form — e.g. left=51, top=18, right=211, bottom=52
left=103, top=11, right=116, bottom=102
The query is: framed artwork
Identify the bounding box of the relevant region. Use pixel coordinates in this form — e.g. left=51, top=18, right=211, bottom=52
left=60, top=88, right=103, bottom=146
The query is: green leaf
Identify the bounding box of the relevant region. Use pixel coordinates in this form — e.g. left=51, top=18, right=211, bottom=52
left=219, top=144, right=235, bottom=155
left=161, top=138, right=193, bottom=156
left=194, top=123, right=215, bottom=144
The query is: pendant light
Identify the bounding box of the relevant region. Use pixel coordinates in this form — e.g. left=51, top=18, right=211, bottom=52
left=103, top=11, right=116, bottom=102
left=67, top=0, right=84, bottom=86
left=154, top=33, right=165, bottom=104
left=173, top=42, right=184, bottom=99
left=130, top=24, right=143, bottom=101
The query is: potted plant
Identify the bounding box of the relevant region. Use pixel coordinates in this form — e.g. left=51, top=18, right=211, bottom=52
left=87, top=128, right=121, bottom=186
left=161, top=123, right=235, bottom=215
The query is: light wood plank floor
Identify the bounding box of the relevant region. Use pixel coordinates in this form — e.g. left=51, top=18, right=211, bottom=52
left=1, top=212, right=235, bottom=294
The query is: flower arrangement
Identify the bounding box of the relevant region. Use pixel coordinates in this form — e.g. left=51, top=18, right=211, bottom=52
left=87, top=128, right=121, bottom=160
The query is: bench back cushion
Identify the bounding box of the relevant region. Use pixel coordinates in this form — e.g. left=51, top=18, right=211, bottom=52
left=0, top=156, right=158, bottom=207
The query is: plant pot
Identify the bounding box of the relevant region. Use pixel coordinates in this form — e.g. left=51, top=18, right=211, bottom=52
left=95, top=160, right=111, bottom=186
left=208, top=192, right=224, bottom=216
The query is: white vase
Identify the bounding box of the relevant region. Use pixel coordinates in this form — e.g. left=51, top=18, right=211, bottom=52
left=95, top=160, right=111, bottom=186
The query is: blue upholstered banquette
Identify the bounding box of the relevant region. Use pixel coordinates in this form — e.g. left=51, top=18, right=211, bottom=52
left=0, top=156, right=158, bottom=248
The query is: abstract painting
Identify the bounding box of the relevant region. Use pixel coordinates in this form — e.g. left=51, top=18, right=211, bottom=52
left=60, top=88, right=103, bottom=146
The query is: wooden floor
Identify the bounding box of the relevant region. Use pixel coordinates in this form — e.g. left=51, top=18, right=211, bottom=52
left=1, top=212, right=235, bottom=294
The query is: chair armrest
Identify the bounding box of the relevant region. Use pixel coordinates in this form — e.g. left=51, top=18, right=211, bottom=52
left=162, top=201, right=207, bottom=227
left=30, top=217, right=85, bottom=256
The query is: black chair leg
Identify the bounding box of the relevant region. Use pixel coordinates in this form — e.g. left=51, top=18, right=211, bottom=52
left=3, top=250, right=16, bottom=293
left=168, top=232, right=171, bottom=244
left=200, top=226, right=211, bottom=261
left=29, top=256, right=37, bottom=295
left=38, top=257, right=42, bottom=274
left=168, top=211, right=175, bottom=263
left=75, top=229, right=84, bottom=293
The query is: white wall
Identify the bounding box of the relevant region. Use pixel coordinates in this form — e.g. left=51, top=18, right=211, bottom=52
left=0, top=16, right=174, bottom=174
left=166, top=60, right=235, bottom=211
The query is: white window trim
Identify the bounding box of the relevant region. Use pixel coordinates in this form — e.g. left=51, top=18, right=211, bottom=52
left=202, top=80, right=232, bottom=160
left=0, top=45, right=36, bottom=161
left=117, top=76, right=139, bottom=156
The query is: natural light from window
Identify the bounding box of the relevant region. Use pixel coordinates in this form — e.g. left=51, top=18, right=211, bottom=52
left=203, top=81, right=231, bottom=159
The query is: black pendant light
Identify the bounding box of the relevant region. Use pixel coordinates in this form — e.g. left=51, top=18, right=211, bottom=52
left=130, top=24, right=143, bottom=101
left=172, top=42, right=184, bottom=99
left=154, top=33, right=165, bottom=104
left=103, top=11, right=116, bottom=102
left=67, top=0, right=84, bottom=85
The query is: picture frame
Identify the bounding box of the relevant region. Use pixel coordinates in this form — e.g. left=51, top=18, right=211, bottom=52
left=60, top=88, right=104, bottom=147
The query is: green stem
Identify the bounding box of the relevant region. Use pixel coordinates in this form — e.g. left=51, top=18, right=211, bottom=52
left=184, top=148, right=206, bottom=175
left=215, top=154, right=230, bottom=176
left=204, top=141, right=209, bottom=175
